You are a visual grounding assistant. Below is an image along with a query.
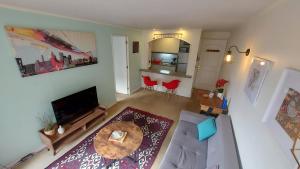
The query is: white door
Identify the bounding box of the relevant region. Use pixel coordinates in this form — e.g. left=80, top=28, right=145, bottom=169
left=112, top=36, right=129, bottom=94
left=193, top=39, right=227, bottom=90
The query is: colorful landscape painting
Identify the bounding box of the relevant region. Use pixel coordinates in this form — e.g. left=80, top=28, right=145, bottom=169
left=5, top=26, right=97, bottom=77
left=276, top=88, right=300, bottom=139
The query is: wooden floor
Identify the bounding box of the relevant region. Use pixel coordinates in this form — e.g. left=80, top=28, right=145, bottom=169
left=116, top=92, right=129, bottom=102
left=14, top=89, right=201, bottom=169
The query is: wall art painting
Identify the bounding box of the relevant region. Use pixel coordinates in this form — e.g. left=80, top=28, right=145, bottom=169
left=263, top=68, right=300, bottom=163
left=244, top=57, right=272, bottom=105
left=275, top=88, right=300, bottom=139
left=5, top=26, right=97, bottom=77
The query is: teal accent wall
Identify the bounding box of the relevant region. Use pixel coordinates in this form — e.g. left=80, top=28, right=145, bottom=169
left=0, top=8, right=142, bottom=166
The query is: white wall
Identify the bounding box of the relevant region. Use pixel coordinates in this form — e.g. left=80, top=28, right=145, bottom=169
left=151, top=38, right=180, bottom=53
left=220, top=0, right=300, bottom=169
left=201, top=31, right=231, bottom=40
left=197, top=31, right=231, bottom=58
left=141, top=29, right=202, bottom=97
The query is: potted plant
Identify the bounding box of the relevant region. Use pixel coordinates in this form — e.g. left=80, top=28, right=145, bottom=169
left=38, top=113, right=56, bottom=136
left=215, top=79, right=229, bottom=99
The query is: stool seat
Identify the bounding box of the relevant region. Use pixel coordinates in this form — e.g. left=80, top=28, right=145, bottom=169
left=142, top=76, right=158, bottom=90
left=162, top=80, right=181, bottom=95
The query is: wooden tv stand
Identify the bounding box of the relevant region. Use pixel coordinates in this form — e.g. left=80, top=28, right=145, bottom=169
left=39, top=107, right=107, bottom=155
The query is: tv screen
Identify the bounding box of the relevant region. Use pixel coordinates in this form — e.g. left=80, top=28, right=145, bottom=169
left=52, top=86, right=99, bottom=125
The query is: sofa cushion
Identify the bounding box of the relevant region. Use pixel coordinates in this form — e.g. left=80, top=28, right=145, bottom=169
left=207, top=115, right=240, bottom=169
left=159, top=120, right=207, bottom=169
left=180, top=110, right=208, bottom=124
left=173, top=120, right=199, bottom=140
left=206, top=165, right=219, bottom=169
left=159, top=111, right=240, bottom=169
left=197, top=118, right=217, bottom=141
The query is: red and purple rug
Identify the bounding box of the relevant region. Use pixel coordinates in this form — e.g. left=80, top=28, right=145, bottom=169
left=46, top=107, right=173, bottom=169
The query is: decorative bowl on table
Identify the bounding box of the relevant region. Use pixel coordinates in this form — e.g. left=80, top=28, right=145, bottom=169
left=109, top=130, right=127, bottom=143
left=112, top=130, right=124, bottom=139
left=44, top=128, right=56, bottom=136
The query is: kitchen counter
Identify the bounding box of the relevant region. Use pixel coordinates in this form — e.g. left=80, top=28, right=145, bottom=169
left=140, top=69, right=192, bottom=78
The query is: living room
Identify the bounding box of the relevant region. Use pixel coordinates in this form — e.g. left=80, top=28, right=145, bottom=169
left=0, top=0, right=300, bottom=169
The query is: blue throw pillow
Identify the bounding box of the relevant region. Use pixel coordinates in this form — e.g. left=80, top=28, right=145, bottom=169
left=197, top=118, right=217, bottom=141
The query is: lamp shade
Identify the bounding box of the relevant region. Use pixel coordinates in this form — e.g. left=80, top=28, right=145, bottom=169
left=225, top=52, right=232, bottom=62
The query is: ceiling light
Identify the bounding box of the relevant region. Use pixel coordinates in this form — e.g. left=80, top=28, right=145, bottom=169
left=225, top=53, right=232, bottom=62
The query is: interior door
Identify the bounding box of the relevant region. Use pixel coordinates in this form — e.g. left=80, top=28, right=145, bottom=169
left=193, top=39, right=227, bottom=90
left=112, top=36, right=129, bottom=94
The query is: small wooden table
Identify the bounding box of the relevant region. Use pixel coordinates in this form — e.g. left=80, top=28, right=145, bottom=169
left=198, top=89, right=226, bottom=115
left=94, top=121, right=143, bottom=160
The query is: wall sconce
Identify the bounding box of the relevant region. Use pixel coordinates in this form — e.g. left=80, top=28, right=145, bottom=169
left=225, top=53, right=232, bottom=62
left=225, top=46, right=251, bottom=62
left=291, top=136, right=300, bottom=169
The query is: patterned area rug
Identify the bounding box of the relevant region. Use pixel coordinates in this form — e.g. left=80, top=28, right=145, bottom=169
left=46, top=107, right=173, bottom=169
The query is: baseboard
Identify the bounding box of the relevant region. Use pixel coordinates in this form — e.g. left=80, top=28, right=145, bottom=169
left=130, top=87, right=141, bottom=95
left=100, top=102, right=115, bottom=110
left=6, top=145, right=46, bottom=168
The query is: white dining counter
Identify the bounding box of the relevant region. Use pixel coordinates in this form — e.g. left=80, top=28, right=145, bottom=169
left=140, top=69, right=194, bottom=97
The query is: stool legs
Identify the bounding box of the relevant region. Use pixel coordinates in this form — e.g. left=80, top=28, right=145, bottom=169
left=144, top=85, right=155, bottom=91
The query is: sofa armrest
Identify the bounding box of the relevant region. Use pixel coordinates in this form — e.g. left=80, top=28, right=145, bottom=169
left=179, top=110, right=208, bottom=124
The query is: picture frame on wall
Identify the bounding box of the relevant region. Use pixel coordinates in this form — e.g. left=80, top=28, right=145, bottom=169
left=133, top=41, right=139, bottom=53
left=5, top=25, right=97, bottom=77
left=263, top=68, right=300, bottom=164
left=244, top=57, right=272, bottom=105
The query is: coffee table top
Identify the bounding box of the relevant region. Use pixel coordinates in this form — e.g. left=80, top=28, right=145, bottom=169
left=94, top=121, right=143, bottom=159
left=198, top=89, right=222, bottom=108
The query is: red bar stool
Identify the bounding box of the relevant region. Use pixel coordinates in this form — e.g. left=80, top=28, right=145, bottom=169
left=142, top=76, right=158, bottom=90
left=162, top=80, right=181, bottom=97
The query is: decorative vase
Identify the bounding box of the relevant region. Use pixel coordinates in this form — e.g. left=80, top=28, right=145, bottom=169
left=217, top=92, right=224, bottom=100
left=58, top=125, right=65, bottom=135
left=44, top=128, right=55, bottom=136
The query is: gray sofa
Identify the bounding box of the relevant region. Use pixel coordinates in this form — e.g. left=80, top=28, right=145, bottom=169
left=159, top=110, right=240, bottom=169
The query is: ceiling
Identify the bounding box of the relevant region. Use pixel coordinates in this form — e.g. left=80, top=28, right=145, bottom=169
left=0, top=0, right=277, bottom=30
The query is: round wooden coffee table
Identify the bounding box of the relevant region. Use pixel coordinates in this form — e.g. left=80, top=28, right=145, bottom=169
left=94, top=121, right=143, bottom=160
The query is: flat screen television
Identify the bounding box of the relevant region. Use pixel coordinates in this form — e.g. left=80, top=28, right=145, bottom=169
left=52, top=86, right=99, bottom=125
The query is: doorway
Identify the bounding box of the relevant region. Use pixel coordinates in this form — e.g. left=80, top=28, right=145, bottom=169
left=112, top=35, right=129, bottom=101
left=193, top=39, right=227, bottom=90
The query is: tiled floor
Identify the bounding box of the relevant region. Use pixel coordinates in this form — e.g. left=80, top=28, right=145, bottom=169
left=14, top=89, right=201, bottom=169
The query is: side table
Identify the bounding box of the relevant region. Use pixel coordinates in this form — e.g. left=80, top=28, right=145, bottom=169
left=198, top=89, right=227, bottom=115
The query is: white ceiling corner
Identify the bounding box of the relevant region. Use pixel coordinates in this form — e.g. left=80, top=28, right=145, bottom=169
left=0, top=0, right=277, bottom=30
